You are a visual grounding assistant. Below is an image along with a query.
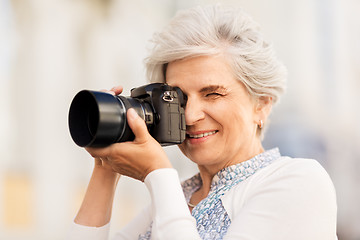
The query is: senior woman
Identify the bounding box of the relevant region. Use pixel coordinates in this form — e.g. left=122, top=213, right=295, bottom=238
left=69, top=4, right=337, bottom=240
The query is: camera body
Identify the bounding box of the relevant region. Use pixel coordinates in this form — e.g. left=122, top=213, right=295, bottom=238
left=127, top=83, right=186, bottom=145
left=68, top=83, right=186, bottom=147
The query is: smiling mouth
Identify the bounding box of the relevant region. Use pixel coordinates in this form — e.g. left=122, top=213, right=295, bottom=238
left=187, top=130, right=218, bottom=139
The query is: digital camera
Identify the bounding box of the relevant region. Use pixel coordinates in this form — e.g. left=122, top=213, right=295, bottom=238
left=68, top=83, right=186, bottom=147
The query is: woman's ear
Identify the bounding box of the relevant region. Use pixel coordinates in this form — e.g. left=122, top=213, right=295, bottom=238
left=254, top=96, right=273, bottom=123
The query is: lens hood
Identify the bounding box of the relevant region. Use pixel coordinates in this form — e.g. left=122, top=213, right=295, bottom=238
left=68, top=90, right=126, bottom=147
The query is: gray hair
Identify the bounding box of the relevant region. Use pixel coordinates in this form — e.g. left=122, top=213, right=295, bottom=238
left=145, top=4, right=287, bottom=104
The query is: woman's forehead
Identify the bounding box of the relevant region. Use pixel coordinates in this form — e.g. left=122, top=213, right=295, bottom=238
left=165, top=56, right=237, bottom=88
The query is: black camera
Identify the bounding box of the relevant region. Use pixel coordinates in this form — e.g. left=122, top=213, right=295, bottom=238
left=68, top=83, right=186, bottom=147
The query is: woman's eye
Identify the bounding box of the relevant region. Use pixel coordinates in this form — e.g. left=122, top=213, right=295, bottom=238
left=206, top=92, right=222, bottom=97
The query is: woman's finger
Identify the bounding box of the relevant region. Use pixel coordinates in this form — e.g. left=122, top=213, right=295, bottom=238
left=86, top=146, right=112, bottom=158
left=99, top=89, right=116, bottom=95
left=127, top=108, right=149, bottom=143
left=110, top=86, right=123, bottom=95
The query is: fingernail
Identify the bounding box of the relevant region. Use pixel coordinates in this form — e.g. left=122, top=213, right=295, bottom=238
left=127, top=108, right=138, bottom=121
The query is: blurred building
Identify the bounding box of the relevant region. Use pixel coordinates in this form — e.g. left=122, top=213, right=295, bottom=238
left=0, top=0, right=359, bottom=239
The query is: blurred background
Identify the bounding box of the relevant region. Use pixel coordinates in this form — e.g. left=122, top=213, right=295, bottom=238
left=0, top=0, right=359, bottom=239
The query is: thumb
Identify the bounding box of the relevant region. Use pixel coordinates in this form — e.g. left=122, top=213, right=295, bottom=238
left=127, top=108, right=150, bottom=142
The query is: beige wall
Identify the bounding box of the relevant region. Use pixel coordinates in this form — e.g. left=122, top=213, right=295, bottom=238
left=1, top=0, right=359, bottom=239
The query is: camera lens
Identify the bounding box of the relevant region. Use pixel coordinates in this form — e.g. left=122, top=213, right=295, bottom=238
left=68, top=90, right=150, bottom=147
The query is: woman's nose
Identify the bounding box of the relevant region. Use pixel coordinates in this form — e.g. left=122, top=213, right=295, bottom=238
left=184, top=98, right=205, bottom=125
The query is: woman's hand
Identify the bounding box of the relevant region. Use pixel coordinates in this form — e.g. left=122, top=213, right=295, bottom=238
left=85, top=86, right=172, bottom=182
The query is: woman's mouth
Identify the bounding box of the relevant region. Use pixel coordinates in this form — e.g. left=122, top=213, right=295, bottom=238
left=187, top=130, right=217, bottom=139
left=186, top=130, right=218, bottom=144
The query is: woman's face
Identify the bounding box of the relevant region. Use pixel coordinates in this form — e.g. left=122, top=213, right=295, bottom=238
left=166, top=55, right=267, bottom=173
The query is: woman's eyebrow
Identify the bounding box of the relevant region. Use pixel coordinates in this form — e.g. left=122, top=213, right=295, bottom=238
left=199, top=85, right=227, bottom=93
